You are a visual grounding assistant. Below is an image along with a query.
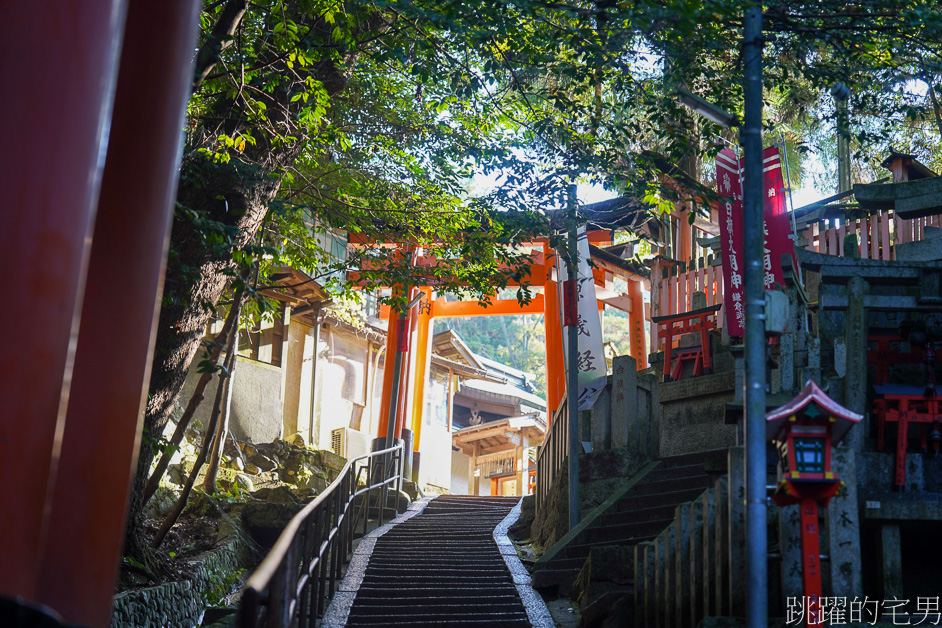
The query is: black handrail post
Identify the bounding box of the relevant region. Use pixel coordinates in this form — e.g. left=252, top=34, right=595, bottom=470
left=337, top=491, right=343, bottom=596
left=298, top=520, right=312, bottom=626
left=363, top=461, right=371, bottom=538
left=315, top=508, right=328, bottom=618
left=397, top=444, right=405, bottom=501
left=345, top=474, right=354, bottom=557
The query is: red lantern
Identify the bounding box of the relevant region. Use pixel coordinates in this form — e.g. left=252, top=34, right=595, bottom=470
left=766, top=380, right=861, bottom=627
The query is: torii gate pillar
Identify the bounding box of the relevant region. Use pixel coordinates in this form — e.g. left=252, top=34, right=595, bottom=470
left=544, top=242, right=566, bottom=415
left=628, top=278, right=648, bottom=369
left=377, top=303, right=403, bottom=441
left=409, top=289, right=434, bottom=458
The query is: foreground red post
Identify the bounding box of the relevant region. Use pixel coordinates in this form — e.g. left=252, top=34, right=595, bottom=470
left=0, top=0, right=129, bottom=601
left=34, top=0, right=202, bottom=625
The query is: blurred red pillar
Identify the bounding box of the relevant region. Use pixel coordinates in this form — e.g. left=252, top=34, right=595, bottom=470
left=0, top=0, right=129, bottom=601
left=35, top=0, right=202, bottom=625
left=0, top=0, right=201, bottom=625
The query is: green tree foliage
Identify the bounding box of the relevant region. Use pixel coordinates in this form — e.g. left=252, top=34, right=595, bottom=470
left=131, top=0, right=942, bottom=565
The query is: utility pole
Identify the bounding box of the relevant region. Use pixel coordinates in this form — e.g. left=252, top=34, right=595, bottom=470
left=832, top=83, right=852, bottom=194
left=742, top=5, right=768, bottom=628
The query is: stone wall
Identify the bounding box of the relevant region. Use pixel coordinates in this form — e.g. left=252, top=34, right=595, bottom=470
left=230, top=358, right=285, bottom=443
left=531, top=447, right=647, bottom=549
left=112, top=581, right=204, bottom=628
left=178, top=356, right=285, bottom=444
left=657, top=370, right=737, bottom=457
left=112, top=518, right=258, bottom=628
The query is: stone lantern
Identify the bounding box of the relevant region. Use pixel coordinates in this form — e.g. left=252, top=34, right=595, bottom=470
left=766, top=379, right=862, bottom=626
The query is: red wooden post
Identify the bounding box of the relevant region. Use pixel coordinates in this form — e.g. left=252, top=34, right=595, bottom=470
left=662, top=321, right=675, bottom=381
left=896, top=401, right=909, bottom=490
left=627, top=278, right=647, bottom=369
left=376, top=300, right=401, bottom=439
left=544, top=243, right=565, bottom=416
left=0, top=0, right=129, bottom=603
left=799, top=497, right=823, bottom=627
left=34, top=2, right=202, bottom=624
left=699, top=312, right=713, bottom=374
left=409, top=288, right=433, bottom=452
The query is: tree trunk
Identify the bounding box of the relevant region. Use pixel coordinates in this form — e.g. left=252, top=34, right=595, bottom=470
left=152, top=311, right=240, bottom=548
left=201, top=380, right=234, bottom=493
left=202, top=293, right=245, bottom=491
left=123, top=168, right=287, bottom=564
left=141, top=286, right=244, bottom=505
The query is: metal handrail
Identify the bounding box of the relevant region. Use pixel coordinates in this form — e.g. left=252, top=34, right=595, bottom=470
left=237, top=442, right=405, bottom=627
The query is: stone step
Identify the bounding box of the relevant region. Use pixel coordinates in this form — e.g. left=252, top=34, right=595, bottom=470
left=643, top=463, right=711, bottom=482
left=367, top=558, right=507, bottom=568
left=532, top=556, right=587, bottom=571
left=580, top=518, right=675, bottom=545
left=618, top=474, right=712, bottom=498
left=355, top=585, right=518, bottom=597
left=361, top=574, right=514, bottom=586
left=349, top=602, right=526, bottom=615
left=346, top=617, right=530, bottom=627
left=566, top=537, right=651, bottom=559
left=352, top=594, right=521, bottom=606
left=598, top=503, right=681, bottom=528
left=658, top=448, right=728, bottom=470
left=531, top=567, right=583, bottom=597
left=613, top=486, right=709, bottom=512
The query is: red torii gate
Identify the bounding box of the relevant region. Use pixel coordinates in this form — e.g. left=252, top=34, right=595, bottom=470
left=348, top=232, right=648, bottom=457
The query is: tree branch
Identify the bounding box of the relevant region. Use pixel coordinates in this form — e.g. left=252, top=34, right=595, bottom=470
left=194, top=0, right=250, bottom=92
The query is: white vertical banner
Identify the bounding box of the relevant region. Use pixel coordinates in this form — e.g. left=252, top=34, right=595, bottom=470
left=557, top=227, right=607, bottom=410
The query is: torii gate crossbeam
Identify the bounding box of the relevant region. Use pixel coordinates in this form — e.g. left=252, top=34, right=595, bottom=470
left=356, top=234, right=648, bottom=466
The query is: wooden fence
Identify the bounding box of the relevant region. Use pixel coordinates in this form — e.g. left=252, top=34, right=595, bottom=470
left=535, top=399, right=569, bottom=516
left=475, top=449, right=518, bottom=480
left=800, top=210, right=942, bottom=261
left=651, top=260, right=724, bottom=352
left=650, top=207, right=942, bottom=349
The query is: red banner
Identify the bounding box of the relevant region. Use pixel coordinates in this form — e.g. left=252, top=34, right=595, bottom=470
left=761, top=146, right=794, bottom=290
left=716, top=146, right=794, bottom=337
left=716, top=148, right=745, bottom=336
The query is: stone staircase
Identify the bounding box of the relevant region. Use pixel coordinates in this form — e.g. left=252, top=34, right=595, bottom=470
left=341, top=496, right=533, bottom=627
left=532, top=449, right=727, bottom=598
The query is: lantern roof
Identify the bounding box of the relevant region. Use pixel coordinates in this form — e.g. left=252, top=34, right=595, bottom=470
left=766, top=379, right=863, bottom=445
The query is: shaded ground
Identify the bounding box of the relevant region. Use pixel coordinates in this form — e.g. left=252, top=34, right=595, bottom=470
left=119, top=510, right=229, bottom=590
